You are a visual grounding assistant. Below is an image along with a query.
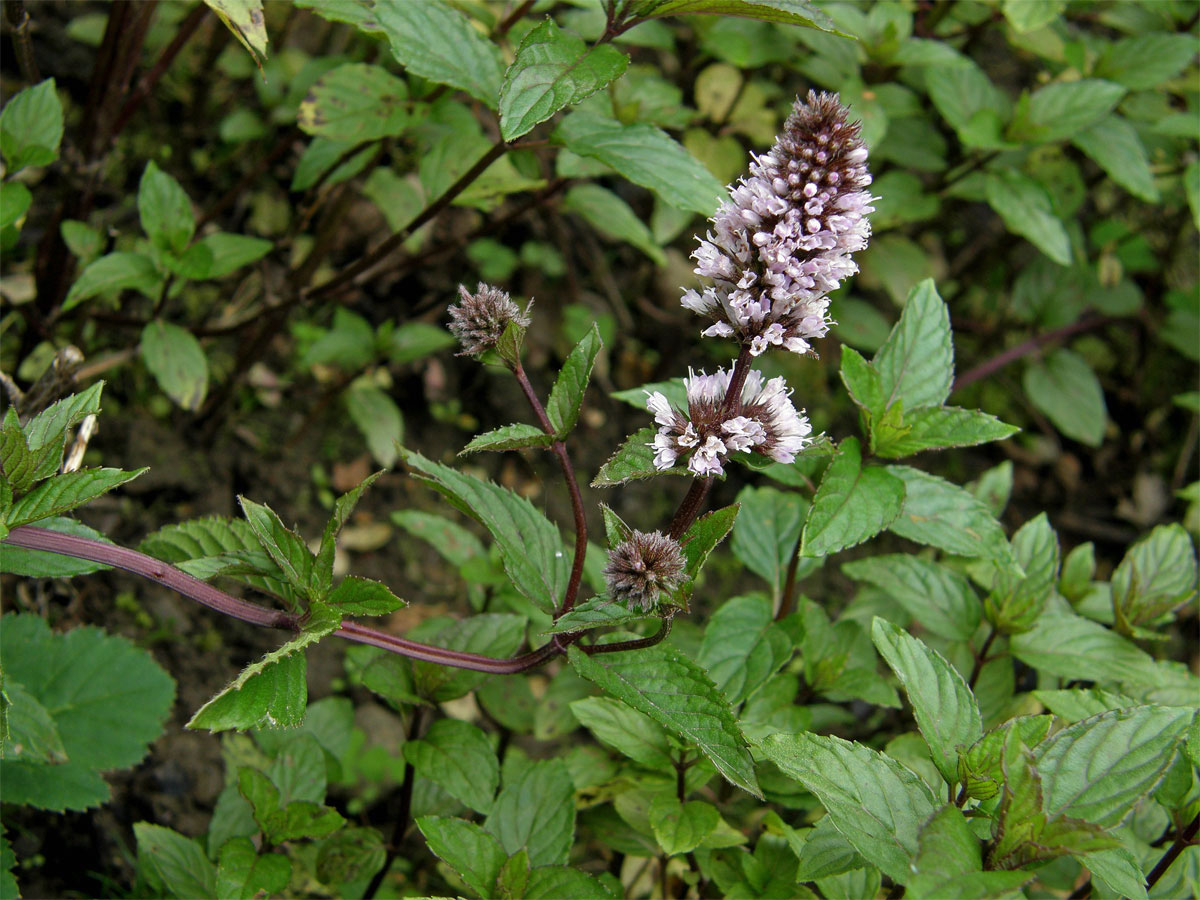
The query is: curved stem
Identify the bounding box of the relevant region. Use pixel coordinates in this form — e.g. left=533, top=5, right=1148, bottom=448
left=512, top=360, right=588, bottom=617
left=953, top=315, right=1114, bottom=392
left=582, top=614, right=673, bottom=654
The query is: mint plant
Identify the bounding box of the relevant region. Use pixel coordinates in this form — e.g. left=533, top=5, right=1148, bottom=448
left=2, top=2, right=1197, bottom=899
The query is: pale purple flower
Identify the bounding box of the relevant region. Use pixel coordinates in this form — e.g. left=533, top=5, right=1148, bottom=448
left=684, top=92, right=874, bottom=357
left=647, top=364, right=813, bottom=476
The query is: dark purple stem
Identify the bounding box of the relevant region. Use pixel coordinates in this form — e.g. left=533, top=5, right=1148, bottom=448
left=512, top=360, right=589, bottom=617
left=2, top=526, right=559, bottom=675
left=1145, top=813, right=1199, bottom=892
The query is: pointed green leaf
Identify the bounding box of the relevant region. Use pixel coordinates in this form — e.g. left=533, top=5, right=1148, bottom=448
left=297, top=63, right=410, bottom=141
left=1111, top=523, right=1197, bottom=633
left=698, top=594, right=792, bottom=705
left=316, top=470, right=383, bottom=592
left=134, top=823, right=217, bottom=900
left=238, top=496, right=316, bottom=598
left=375, top=2, right=504, bottom=108
left=680, top=502, right=738, bottom=581
left=461, top=423, right=554, bottom=455
left=174, top=232, right=273, bottom=280
left=985, top=169, right=1072, bottom=266
left=842, top=555, right=980, bottom=641
left=1007, top=79, right=1125, bottom=143
left=62, top=252, right=163, bottom=311
left=1023, top=348, right=1106, bottom=446
left=871, top=619, right=983, bottom=785
left=344, top=382, right=404, bottom=468
left=873, top=279, right=954, bottom=411
left=141, top=320, right=209, bottom=410
left=1033, top=706, right=1194, bottom=828
left=564, top=184, right=666, bottom=266
left=649, top=796, right=719, bottom=856
left=138, top=161, right=195, bottom=255
left=1010, top=611, right=1161, bottom=685
left=1, top=679, right=67, bottom=765
left=0, top=408, right=35, bottom=495
left=404, top=718, right=499, bottom=814
left=215, top=837, right=292, bottom=900
left=593, top=427, right=687, bottom=486
left=203, top=0, right=268, bottom=67
left=1095, top=32, right=1197, bottom=90
left=634, top=0, right=837, bottom=31
left=416, top=816, right=507, bottom=898
left=801, top=437, right=904, bottom=557
left=485, top=758, right=576, bottom=866
left=907, top=805, right=1033, bottom=899
left=731, top=486, right=806, bottom=598
left=0, top=181, right=31, bottom=230
left=839, top=345, right=887, bottom=421
left=546, top=324, right=602, bottom=437
left=500, top=19, right=629, bottom=141
left=958, top=716, right=1054, bottom=802
left=545, top=595, right=659, bottom=634
left=569, top=696, right=675, bottom=770
left=325, top=575, right=404, bottom=617
left=568, top=643, right=760, bottom=797
left=986, top=512, right=1060, bottom=634
left=6, top=467, right=147, bottom=526
left=402, top=450, right=568, bottom=613
left=0, top=79, right=63, bottom=172
left=789, top=816, right=868, bottom=881
left=759, top=732, right=937, bottom=884
left=874, top=406, right=1018, bottom=458
left=21, top=382, right=104, bottom=456
left=887, top=466, right=1010, bottom=561
left=554, top=112, right=724, bottom=215
left=1072, top=115, right=1159, bottom=202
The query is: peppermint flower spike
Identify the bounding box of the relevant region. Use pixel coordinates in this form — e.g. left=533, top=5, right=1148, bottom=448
left=447, top=283, right=532, bottom=358
left=604, top=530, right=687, bottom=613
left=684, top=91, right=874, bottom=357
left=647, top=363, right=813, bottom=476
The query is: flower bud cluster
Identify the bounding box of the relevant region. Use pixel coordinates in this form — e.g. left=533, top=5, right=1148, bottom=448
left=603, top=530, right=686, bottom=612
left=647, top=365, right=813, bottom=477
left=448, top=283, right=531, bottom=356
left=682, top=91, right=874, bottom=357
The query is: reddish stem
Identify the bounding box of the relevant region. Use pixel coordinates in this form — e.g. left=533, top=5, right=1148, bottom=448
left=953, top=315, right=1114, bottom=392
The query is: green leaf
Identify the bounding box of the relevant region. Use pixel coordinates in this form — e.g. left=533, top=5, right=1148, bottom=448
left=402, top=450, right=568, bottom=614
left=1082, top=848, right=1149, bottom=900
left=62, top=252, right=163, bottom=312
left=874, top=407, right=1019, bottom=458
left=873, top=279, right=954, bottom=411
left=524, top=866, right=618, bottom=899
left=140, top=320, right=209, bottom=410
left=21, top=381, right=104, bottom=457
left=61, top=219, right=103, bottom=262
left=985, top=169, right=1072, bottom=266
left=203, top=0, right=269, bottom=67
left=759, top=732, right=937, bottom=884
left=957, top=716, right=1053, bottom=802
left=409, top=613, right=528, bottom=703
left=1010, top=611, right=1161, bottom=685
left=237, top=767, right=344, bottom=842
left=1033, top=705, right=1194, bottom=828
left=343, top=382, right=404, bottom=469
left=925, top=60, right=1009, bottom=137
left=564, top=184, right=667, bottom=266
left=1, top=679, right=67, bottom=764
left=316, top=471, right=383, bottom=590
left=298, top=63, right=410, bottom=141
left=291, top=136, right=376, bottom=192
left=134, top=823, right=217, bottom=900
left=1022, top=348, right=1107, bottom=446
left=698, top=594, right=792, bottom=705
left=391, top=509, right=484, bottom=567
left=0, top=614, right=174, bottom=811
left=1007, top=79, right=1125, bottom=143
left=461, top=422, right=554, bottom=455
left=593, top=427, right=687, bottom=486
left=315, top=827, right=385, bottom=886
left=186, top=619, right=335, bottom=732
left=238, top=496, right=316, bottom=597
left=544, top=595, right=659, bottom=634
left=840, top=345, right=887, bottom=421
left=0, top=79, right=63, bottom=172
left=404, top=718, right=499, bottom=815
left=569, top=696, right=675, bottom=770
left=1095, top=32, right=1198, bottom=90
left=1072, top=115, right=1159, bottom=202
left=871, top=619, right=983, bottom=785
left=0, top=516, right=115, bottom=577
left=416, top=816, right=506, bottom=899
left=1001, top=0, right=1064, bottom=31
left=0, top=182, right=31, bottom=230
left=679, top=502, right=739, bottom=584
left=375, top=2, right=505, bottom=108
left=174, top=232, right=273, bottom=280
left=1033, top=688, right=1140, bottom=724
left=649, top=796, right=719, bottom=855
left=887, top=466, right=1010, bottom=561
left=325, top=575, right=404, bottom=617
left=788, top=816, right=867, bottom=881
left=554, top=112, right=725, bottom=215
left=730, top=486, right=806, bottom=599
left=0, top=831, right=17, bottom=900
left=568, top=643, right=760, bottom=797
left=634, top=0, right=838, bottom=31
left=985, top=512, right=1060, bottom=634
left=485, top=758, right=576, bottom=866
left=907, top=804, right=1033, bottom=899
left=499, top=18, right=629, bottom=141
left=801, top=437, right=905, bottom=557
left=842, top=555, right=980, bottom=641
left=138, top=161, right=195, bottom=255
left=547, top=324, right=602, bottom=437
left=6, top=467, right=147, bottom=527
left=387, top=321, right=457, bottom=364
left=1111, top=523, right=1197, bottom=633
left=216, top=837, right=292, bottom=900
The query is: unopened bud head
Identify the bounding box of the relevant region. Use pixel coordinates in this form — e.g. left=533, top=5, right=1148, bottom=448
left=604, top=530, right=687, bottom=612
left=448, top=283, right=532, bottom=356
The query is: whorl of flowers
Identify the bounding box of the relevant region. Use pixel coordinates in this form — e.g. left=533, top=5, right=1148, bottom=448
left=647, top=366, right=812, bottom=477
left=604, top=530, right=687, bottom=612
left=448, top=283, right=532, bottom=356
left=682, top=91, right=874, bottom=357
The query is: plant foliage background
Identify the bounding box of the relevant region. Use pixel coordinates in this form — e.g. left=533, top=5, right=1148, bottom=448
left=0, top=1, right=1197, bottom=899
